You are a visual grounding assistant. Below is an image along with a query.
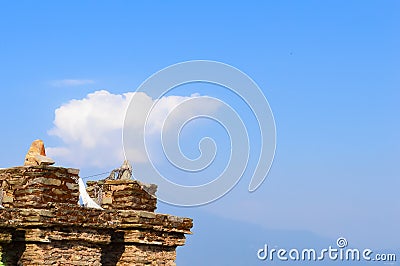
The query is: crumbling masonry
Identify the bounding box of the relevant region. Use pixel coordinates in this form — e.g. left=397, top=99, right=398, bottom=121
left=0, top=165, right=192, bottom=265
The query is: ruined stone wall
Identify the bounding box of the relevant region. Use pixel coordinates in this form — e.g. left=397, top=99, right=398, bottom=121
left=86, top=180, right=157, bottom=212
left=0, top=166, right=192, bottom=266
left=0, top=166, right=79, bottom=209
left=1, top=237, right=179, bottom=265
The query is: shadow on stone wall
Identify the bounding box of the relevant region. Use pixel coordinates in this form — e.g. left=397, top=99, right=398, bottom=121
left=100, top=231, right=125, bottom=265
left=2, top=230, right=26, bottom=266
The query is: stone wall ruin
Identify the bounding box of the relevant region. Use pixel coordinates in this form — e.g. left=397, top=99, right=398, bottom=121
left=0, top=165, right=192, bottom=265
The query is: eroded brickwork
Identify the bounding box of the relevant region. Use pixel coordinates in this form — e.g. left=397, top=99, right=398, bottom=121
left=86, top=180, right=157, bottom=212
left=0, top=166, right=192, bottom=266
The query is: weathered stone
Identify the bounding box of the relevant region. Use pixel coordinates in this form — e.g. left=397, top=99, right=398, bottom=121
left=24, top=139, right=47, bottom=166
left=2, top=195, right=13, bottom=203
left=51, top=188, right=67, bottom=195
left=102, top=196, right=112, bottom=204
left=14, top=188, right=44, bottom=195
left=5, top=179, right=23, bottom=185
left=0, top=166, right=79, bottom=208
left=34, top=154, right=55, bottom=165
left=66, top=182, right=78, bottom=190
left=138, top=210, right=156, bottom=219
left=106, top=160, right=133, bottom=181
left=67, top=168, right=80, bottom=175
left=87, top=179, right=157, bottom=211
left=24, top=139, right=54, bottom=166
left=138, top=181, right=158, bottom=196
left=0, top=164, right=192, bottom=266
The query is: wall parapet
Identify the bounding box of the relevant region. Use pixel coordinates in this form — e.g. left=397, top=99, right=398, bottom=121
left=0, top=165, right=192, bottom=265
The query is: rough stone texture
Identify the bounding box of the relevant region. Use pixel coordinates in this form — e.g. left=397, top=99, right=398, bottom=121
left=1, top=241, right=178, bottom=266
left=0, top=166, right=192, bottom=265
left=86, top=179, right=157, bottom=212
left=34, top=154, right=55, bottom=166
left=24, top=139, right=51, bottom=166
left=106, top=160, right=133, bottom=181
left=0, top=166, right=79, bottom=209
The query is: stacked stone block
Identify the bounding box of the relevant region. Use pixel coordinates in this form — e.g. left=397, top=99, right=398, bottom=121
left=86, top=179, right=157, bottom=212
left=0, top=166, right=192, bottom=266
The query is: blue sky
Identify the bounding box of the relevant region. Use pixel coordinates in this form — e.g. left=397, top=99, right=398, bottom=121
left=0, top=1, right=399, bottom=265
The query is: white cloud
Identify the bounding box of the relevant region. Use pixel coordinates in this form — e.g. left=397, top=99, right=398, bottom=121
left=50, top=79, right=95, bottom=87
left=47, top=90, right=221, bottom=169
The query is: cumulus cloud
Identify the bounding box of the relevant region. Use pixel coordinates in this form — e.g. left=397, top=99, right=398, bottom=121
left=50, top=79, right=95, bottom=87
left=47, top=90, right=221, bottom=169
